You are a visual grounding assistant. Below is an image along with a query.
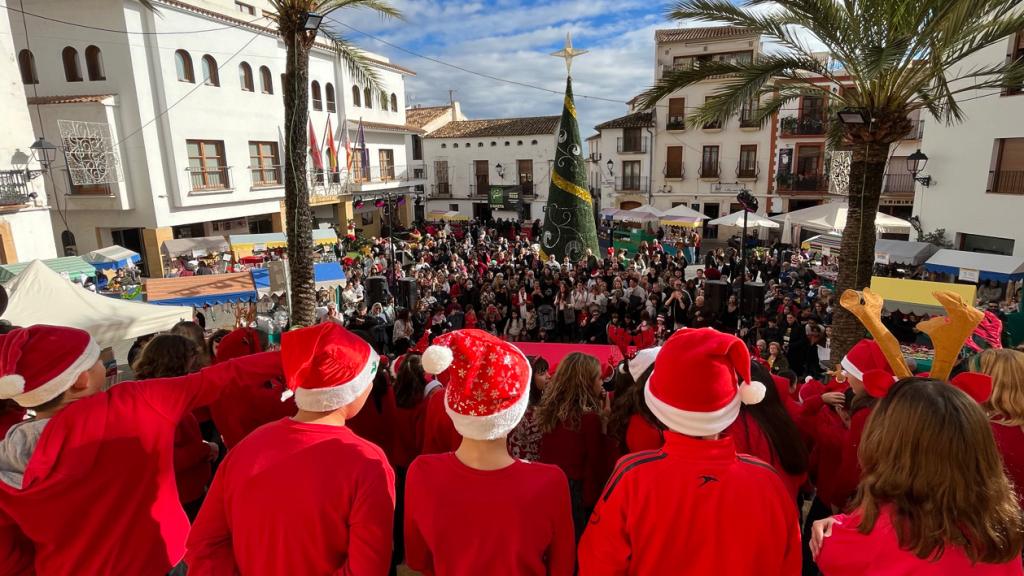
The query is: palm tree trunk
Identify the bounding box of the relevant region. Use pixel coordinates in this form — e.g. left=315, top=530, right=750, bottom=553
left=282, top=28, right=316, bottom=327
left=831, top=141, right=891, bottom=363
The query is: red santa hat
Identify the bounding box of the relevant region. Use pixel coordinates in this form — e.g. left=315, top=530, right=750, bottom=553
left=622, top=346, right=660, bottom=383
left=0, top=325, right=100, bottom=408
left=420, top=329, right=531, bottom=440
left=840, top=339, right=898, bottom=397
left=645, top=328, right=765, bottom=437
left=214, top=328, right=263, bottom=363
left=281, top=323, right=379, bottom=412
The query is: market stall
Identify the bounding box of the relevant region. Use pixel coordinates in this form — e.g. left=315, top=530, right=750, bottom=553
left=0, top=256, right=96, bottom=283
left=2, top=260, right=190, bottom=347
left=869, top=276, right=977, bottom=316
left=802, top=233, right=843, bottom=257
left=144, top=272, right=258, bottom=307
left=83, top=245, right=141, bottom=270
left=161, top=236, right=230, bottom=259
left=426, top=210, right=469, bottom=222
left=250, top=262, right=347, bottom=297
left=924, top=249, right=1024, bottom=283
left=873, top=239, right=939, bottom=266
left=772, top=202, right=912, bottom=235
left=229, top=229, right=339, bottom=259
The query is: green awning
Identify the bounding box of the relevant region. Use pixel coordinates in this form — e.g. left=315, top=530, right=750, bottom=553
left=0, top=257, right=97, bottom=283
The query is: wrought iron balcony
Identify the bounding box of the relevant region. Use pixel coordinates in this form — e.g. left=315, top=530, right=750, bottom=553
left=187, top=166, right=231, bottom=192
left=617, top=137, right=648, bottom=154
left=699, top=162, right=720, bottom=179
left=614, top=176, right=649, bottom=193
left=736, top=161, right=760, bottom=180
left=431, top=183, right=452, bottom=198
left=902, top=120, right=925, bottom=141
left=883, top=173, right=915, bottom=194
left=780, top=115, right=827, bottom=136
left=664, top=164, right=685, bottom=180
left=250, top=164, right=283, bottom=188
left=777, top=172, right=828, bottom=192
left=0, top=170, right=35, bottom=206
left=666, top=116, right=686, bottom=131
left=739, top=110, right=760, bottom=128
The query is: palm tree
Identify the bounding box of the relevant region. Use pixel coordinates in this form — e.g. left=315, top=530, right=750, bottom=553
left=640, top=0, right=1024, bottom=361
left=265, top=1, right=400, bottom=326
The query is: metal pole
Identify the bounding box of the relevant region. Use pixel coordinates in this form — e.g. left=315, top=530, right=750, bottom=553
left=738, top=209, right=747, bottom=333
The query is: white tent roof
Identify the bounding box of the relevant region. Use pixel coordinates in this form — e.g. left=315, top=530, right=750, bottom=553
left=770, top=202, right=911, bottom=233
left=614, top=205, right=664, bottom=222
left=709, top=210, right=779, bottom=228
left=663, top=204, right=708, bottom=220
left=2, top=260, right=191, bottom=347
left=83, top=245, right=141, bottom=268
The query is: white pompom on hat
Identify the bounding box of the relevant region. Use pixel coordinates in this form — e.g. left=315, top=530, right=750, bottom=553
left=646, top=328, right=765, bottom=437
left=423, top=329, right=531, bottom=440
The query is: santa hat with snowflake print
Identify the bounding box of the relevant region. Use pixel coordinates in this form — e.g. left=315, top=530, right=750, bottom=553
left=645, top=328, right=766, bottom=437
left=420, top=329, right=531, bottom=440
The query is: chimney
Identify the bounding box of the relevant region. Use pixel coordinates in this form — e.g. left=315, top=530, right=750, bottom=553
left=452, top=101, right=462, bottom=122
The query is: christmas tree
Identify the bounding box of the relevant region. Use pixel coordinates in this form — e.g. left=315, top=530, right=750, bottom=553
left=540, top=34, right=599, bottom=262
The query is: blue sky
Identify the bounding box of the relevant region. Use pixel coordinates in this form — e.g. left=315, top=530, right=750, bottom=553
left=329, top=0, right=675, bottom=135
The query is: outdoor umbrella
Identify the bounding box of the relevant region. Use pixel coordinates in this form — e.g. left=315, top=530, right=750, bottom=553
left=770, top=201, right=911, bottom=234
left=709, top=211, right=780, bottom=228
left=613, top=205, right=664, bottom=223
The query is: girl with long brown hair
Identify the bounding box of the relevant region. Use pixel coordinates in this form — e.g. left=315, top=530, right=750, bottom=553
left=813, top=378, right=1024, bottom=574
left=979, top=349, right=1024, bottom=508
left=536, top=352, right=607, bottom=539
left=606, top=349, right=663, bottom=454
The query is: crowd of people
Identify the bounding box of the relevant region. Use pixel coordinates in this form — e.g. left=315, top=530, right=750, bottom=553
left=1, top=218, right=1024, bottom=575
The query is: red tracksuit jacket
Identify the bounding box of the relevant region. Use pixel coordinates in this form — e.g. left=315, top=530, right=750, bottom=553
left=185, top=419, right=396, bottom=576
left=0, top=353, right=282, bottom=576
left=578, top=433, right=801, bottom=575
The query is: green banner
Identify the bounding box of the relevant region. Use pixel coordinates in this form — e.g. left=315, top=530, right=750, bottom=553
left=540, top=77, right=599, bottom=262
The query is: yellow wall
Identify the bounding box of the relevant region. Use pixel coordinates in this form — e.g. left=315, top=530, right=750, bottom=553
left=142, top=227, right=173, bottom=278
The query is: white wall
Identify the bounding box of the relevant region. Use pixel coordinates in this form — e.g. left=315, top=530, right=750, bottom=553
left=916, top=37, right=1024, bottom=256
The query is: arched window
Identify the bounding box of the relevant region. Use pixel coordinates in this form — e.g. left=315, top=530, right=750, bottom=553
left=364, top=87, right=372, bottom=109
left=17, top=50, right=37, bottom=85
left=174, top=50, right=194, bottom=83
left=311, top=81, right=322, bottom=110
left=326, top=83, right=336, bottom=112
left=62, top=46, right=82, bottom=82
left=390, top=93, right=398, bottom=112
left=259, top=66, right=272, bottom=94
left=85, top=46, right=105, bottom=81
left=351, top=85, right=361, bottom=107
left=239, top=62, right=253, bottom=91
left=201, top=55, right=219, bottom=86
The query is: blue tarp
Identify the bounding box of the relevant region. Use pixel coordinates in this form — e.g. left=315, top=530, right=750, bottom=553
left=251, top=267, right=270, bottom=291
left=250, top=263, right=346, bottom=294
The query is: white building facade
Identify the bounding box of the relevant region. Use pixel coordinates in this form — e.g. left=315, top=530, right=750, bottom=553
left=0, top=7, right=57, bottom=263
left=915, top=31, right=1024, bottom=256
left=423, top=116, right=559, bottom=223
left=8, top=0, right=420, bottom=275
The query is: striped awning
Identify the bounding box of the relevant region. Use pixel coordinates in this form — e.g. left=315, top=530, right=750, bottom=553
left=0, top=256, right=96, bottom=283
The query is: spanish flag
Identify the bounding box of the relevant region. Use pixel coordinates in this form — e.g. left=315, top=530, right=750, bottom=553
left=308, top=119, right=323, bottom=170
left=326, top=117, right=339, bottom=173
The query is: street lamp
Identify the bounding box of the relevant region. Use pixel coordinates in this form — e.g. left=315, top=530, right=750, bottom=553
left=495, top=163, right=504, bottom=179
left=30, top=137, right=57, bottom=169
left=735, top=188, right=758, bottom=332
left=300, top=12, right=324, bottom=32
left=907, top=149, right=932, bottom=187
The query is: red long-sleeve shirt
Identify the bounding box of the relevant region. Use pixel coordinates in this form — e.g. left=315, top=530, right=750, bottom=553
left=726, top=411, right=807, bottom=501
left=0, top=352, right=282, bottom=576
left=539, top=411, right=608, bottom=507
left=625, top=414, right=663, bottom=453
left=405, top=453, right=575, bottom=576
left=347, top=386, right=398, bottom=462
left=392, top=400, right=427, bottom=469
left=421, top=387, right=462, bottom=455
left=185, top=419, right=396, bottom=576
left=208, top=378, right=295, bottom=450
left=991, top=420, right=1024, bottom=509
left=578, top=434, right=801, bottom=576
left=173, top=413, right=211, bottom=504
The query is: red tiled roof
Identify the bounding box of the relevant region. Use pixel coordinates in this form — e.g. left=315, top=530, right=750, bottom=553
left=27, top=94, right=113, bottom=105
left=405, top=105, right=452, bottom=129
left=655, top=26, right=756, bottom=44
left=426, top=116, right=560, bottom=139
left=347, top=119, right=425, bottom=135
left=595, top=111, right=654, bottom=130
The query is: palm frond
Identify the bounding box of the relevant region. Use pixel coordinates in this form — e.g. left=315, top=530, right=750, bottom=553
left=321, top=29, right=382, bottom=91
left=317, top=0, right=402, bottom=21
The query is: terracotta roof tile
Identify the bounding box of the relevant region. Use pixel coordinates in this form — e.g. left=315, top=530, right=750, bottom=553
left=655, top=26, right=755, bottom=44
left=405, top=105, right=452, bottom=129
left=595, top=111, right=654, bottom=130
left=426, top=116, right=560, bottom=139
left=27, top=94, right=113, bottom=105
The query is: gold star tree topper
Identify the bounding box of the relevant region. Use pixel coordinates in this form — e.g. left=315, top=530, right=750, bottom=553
left=551, top=31, right=588, bottom=76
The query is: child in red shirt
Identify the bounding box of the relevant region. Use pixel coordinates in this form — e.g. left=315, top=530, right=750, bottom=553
left=0, top=324, right=282, bottom=575
left=186, top=323, right=395, bottom=575
left=607, top=348, right=665, bottom=455
left=813, top=378, right=1024, bottom=575
left=405, top=330, right=575, bottom=576
left=579, top=328, right=801, bottom=575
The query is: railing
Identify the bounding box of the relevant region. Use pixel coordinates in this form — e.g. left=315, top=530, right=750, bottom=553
left=0, top=170, right=33, bottom=205
left=617, top=137, right=648, bottom=154
left=520, top=181, right=536, bottom=196
left=699, top=162, right=720, bottom=179
left=736, top=161, right=760, bottom=180
left=469, top=184, right=491, bottom=196
left=778, top=172, right=827, bottom=192
left=902, top=119, right=925, bottom=140
left=349, top=165, right=411, bottom=185
left=780, top=115, right=826, bottom=135
left=988, top=170, right=1024, bottom=195
left=431, top=183, right=452, bottom=198
left=664, top=164, right=685, bottom=179
left=666, top=116, right=686, bottom=131
left=57, top=168, right=112, bottom=196
left=703, top=119, right=722, bottom=130
left=614, top=176, right=649, bottom=193
left=739, top=110, right=759, bottom=128
left=250, top=164, right=282, bottom=188
left=883, top=173, right=915, bottom=194
left=187, top=166, right=231, bottom=191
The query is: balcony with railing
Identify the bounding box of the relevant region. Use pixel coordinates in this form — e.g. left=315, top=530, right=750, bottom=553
left=988, top=170, right=1024, bottom=195
left=699, top=161, right=720, bottom=180
left=617, top=137, right=648, bottom=154
left=469, top=184, right=491, bottom=197
left=614, top=176, right=649, bottom=194
left=250, top=164, right=283, bottom=188
left=739, top=109, right=760, bottom=129
left=0, top=171, right=35, bottom=207
left=431, top=182, right=452, bottom=198
left=902, top=120, right=925, bottom=141
left=883, top=173, right=915, bottom=195
left=519, top=181, right=536, bottom=197
left=664, top=164, right=685, bottom=180
left=777, top=172, right=828, bottom=192
left=702, top=119, right=722, bottom=131
left=186, top=166, right=231, bottom=192
left=666, top=116, right=686, bottom=131
left=736, top=161, right=760, bottom=181
left=780, top=115, right=827, bottom=136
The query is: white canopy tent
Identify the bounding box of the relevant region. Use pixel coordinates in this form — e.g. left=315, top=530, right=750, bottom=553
left=613, top=205, right=664, bottom=223
left=663, top=204, right=707, bottom=220
left=2, top=260, right=191, bottom=347
left=709, top=211, right=780, bottom=229
left=770, top=202, right=912, bottom=234
left=83, top=245, right=141, bottom=270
